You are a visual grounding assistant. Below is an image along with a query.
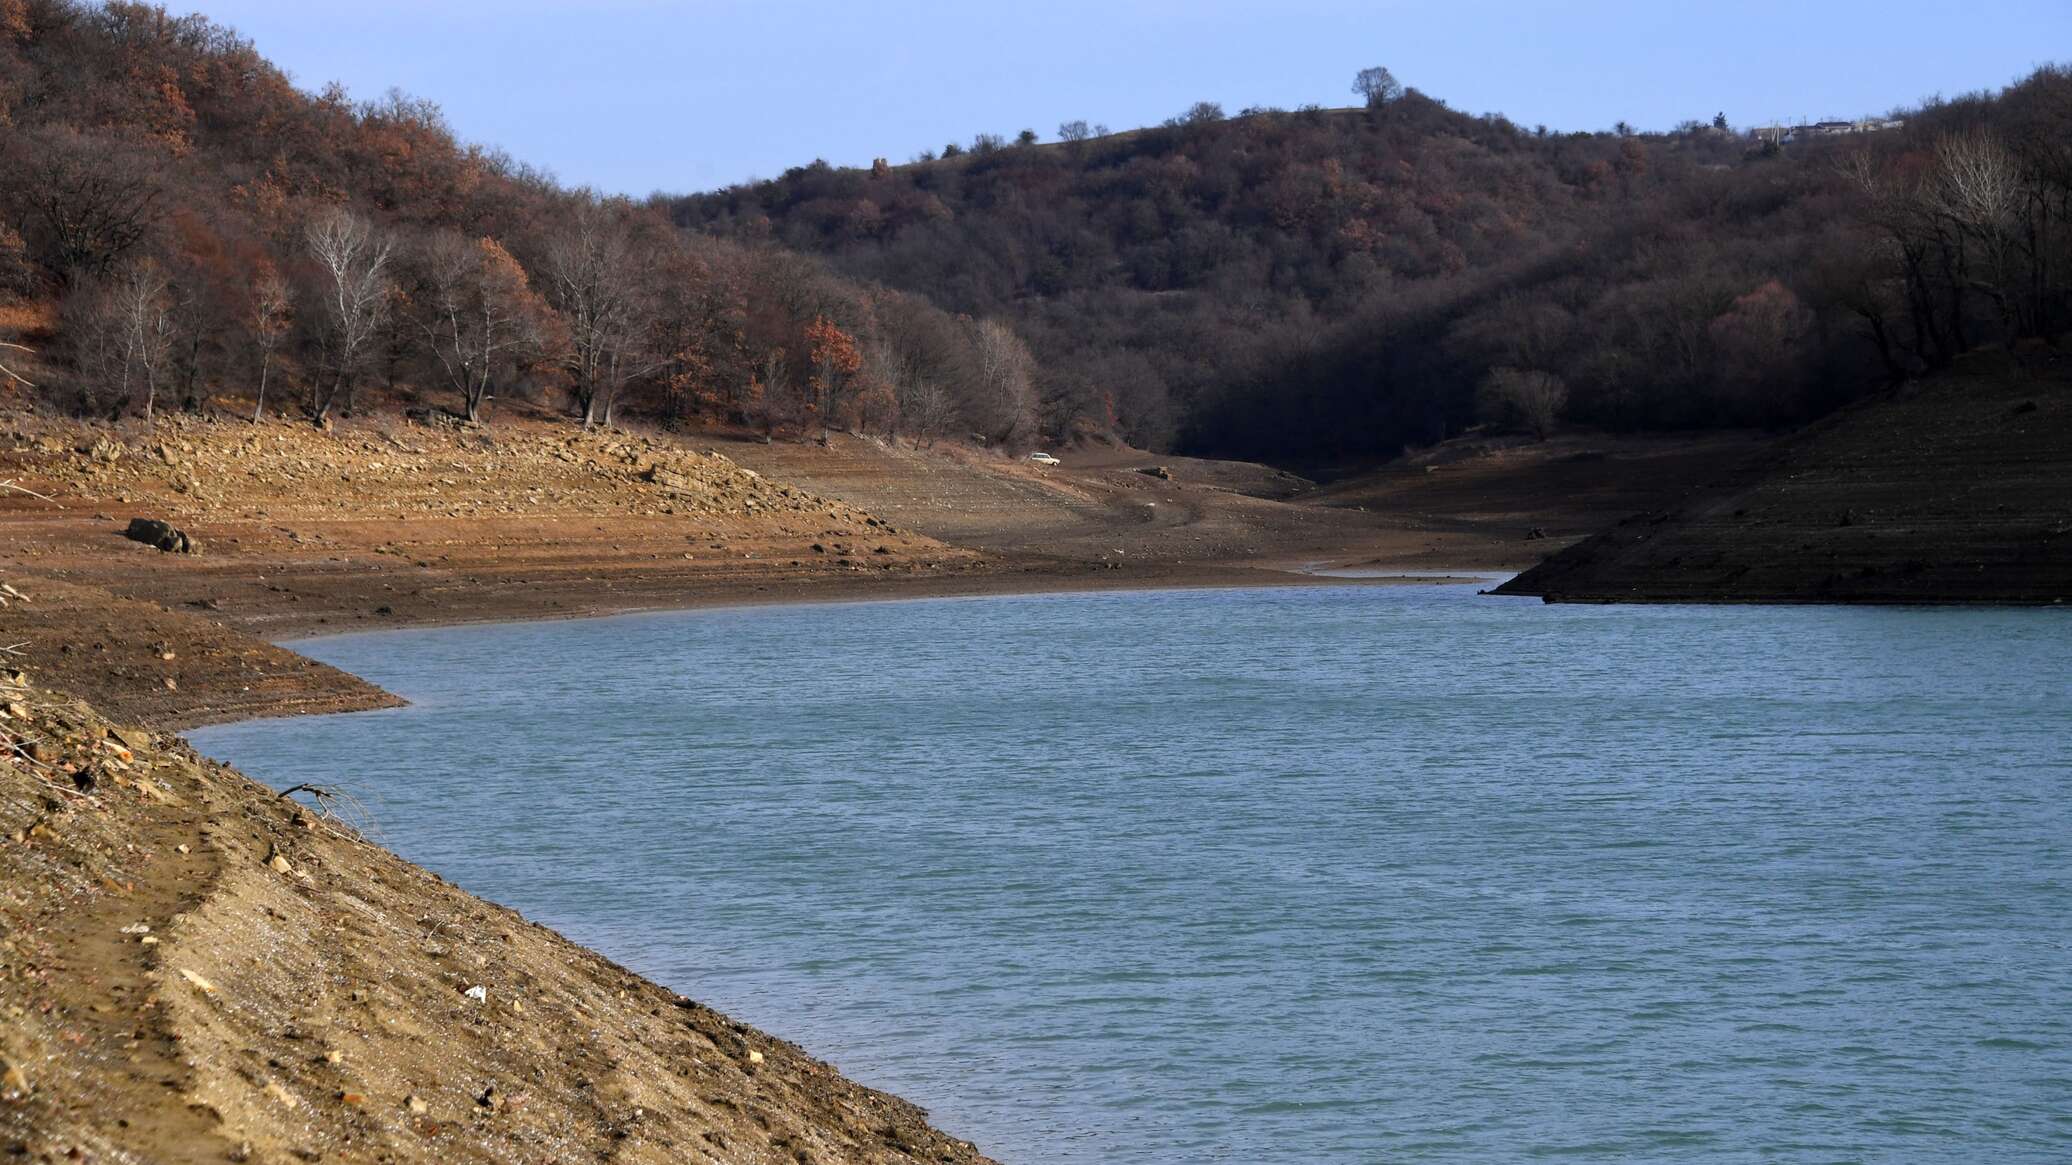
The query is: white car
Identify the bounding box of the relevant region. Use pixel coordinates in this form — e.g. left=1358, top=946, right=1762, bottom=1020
left=1027, top=452, right=1060, bottom=466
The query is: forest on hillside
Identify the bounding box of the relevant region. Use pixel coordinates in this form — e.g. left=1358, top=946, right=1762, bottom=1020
left=676, top=69, right=2072, bottom=463
left=0, top=1, right=1044, bottom=445
left=2, top=1, right=2069, bottom=470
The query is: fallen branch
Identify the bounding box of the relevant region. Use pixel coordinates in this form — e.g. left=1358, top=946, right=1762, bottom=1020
left=0, top=479, right=57, bottom=504
left=0, top=341, right=35, bottom=389
left=279, top=782, right=383, bottom=844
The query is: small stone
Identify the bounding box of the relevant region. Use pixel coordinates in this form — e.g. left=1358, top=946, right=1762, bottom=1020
left=1, top=1060, right=28, bottom=1097
left=179, top=969, right=217, bottom=995
left=269, top=853, right=292, bottom=874
left=747, top=1049, right=765, bottom=1065
left=177, top=844, right=190, bottom=855
left=463, top=985, right=487, bottom=1002
left=338, top=1091, right=366, bottom=1106
left=406, top=1094, right=429, bottom=1115
left=324, top=1050, right=343, bottom=1065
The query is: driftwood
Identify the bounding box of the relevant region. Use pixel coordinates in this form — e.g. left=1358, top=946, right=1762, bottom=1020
left=279, top=782, right=384, bottom=844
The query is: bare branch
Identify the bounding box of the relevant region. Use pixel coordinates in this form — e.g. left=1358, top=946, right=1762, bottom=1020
left=0, top=479, right=60, bottom=504
left=0, top=340, right=35, bottom=388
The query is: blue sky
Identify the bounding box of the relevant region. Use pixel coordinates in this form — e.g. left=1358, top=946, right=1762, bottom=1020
left=185, top=0, right=2071, bottom=195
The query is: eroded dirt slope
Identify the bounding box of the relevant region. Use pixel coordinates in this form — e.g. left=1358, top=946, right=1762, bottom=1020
left=0, top=666, right=996, bottom=1164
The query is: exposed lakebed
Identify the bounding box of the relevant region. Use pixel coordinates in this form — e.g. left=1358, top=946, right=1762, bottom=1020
left=190, top=586, right=2072, bottom=1162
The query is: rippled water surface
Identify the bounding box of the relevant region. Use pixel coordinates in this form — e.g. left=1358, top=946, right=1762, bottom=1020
left=190, top=585, right=2072, bottom=1162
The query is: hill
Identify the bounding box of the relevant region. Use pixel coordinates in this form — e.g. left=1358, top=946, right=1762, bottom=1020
left=672, top=71, right=2072, bottom=463
left=1494, top=353, right=2072, bottom=603
left=0, top=0, right=1044, bottom=447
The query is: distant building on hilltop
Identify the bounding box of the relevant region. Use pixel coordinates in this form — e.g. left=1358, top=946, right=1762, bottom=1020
left=1750, top=118, right=1905, bottom=147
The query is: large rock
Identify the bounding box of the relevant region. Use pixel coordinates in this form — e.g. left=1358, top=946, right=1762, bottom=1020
left=123, top=518, right=199, bottom=555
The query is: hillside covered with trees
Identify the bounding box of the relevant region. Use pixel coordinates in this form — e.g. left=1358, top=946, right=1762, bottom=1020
left=0, top=0, right=1044, bottom=445
left=673, top=68, right=2072, bottom=463
left=3, top=3, right=2068, bottom=475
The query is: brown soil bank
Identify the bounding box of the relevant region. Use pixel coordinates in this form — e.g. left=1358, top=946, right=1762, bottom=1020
left=0, top=415, right=989, bottom=726
left=0, top=667, right=995, bottom=1164
left=0, top=411, right=1758, bottom=725
left=1497, top=354, right=2072, bottom=604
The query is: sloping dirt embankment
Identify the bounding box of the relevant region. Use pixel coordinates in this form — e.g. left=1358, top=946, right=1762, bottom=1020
left=0, top=664, right=997, bottom=1164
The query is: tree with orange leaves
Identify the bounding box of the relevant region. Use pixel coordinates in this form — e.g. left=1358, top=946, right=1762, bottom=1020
left=805, top=314, right=860, bottom=438
left=0, top=0, right=29, bottom=42
left=413, top=231, right=548, bottom=423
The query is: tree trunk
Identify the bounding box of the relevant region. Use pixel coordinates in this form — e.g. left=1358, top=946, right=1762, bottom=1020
left=254, top=353, right=270, bottom=423
left=181, top=330, right=202, bottom=411
left=314, top=372, right=349, bottom=427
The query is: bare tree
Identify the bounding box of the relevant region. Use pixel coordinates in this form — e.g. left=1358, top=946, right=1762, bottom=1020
left=1352, top=66, right=1402, bottom=108
left=1933, top=129, right=2029, bottom=333
left=303, top=207, right=394, bottom=424
left=542, top=202, right=660, bottom=428
left=6, top=130, right=163, bottom=283
left=970, top=318, right=1038, bottom=448
left=82, top=260, right=177, bottom=421
left=1058, top=120, right=1092, bottom=143
left=249, top=271, right=292, bottom=422
left=752, top=346, right=796, bottom=438
left=1477, top=367, right=1567, bottom=440
left=414, top=232, right=545, bottom=422
left=899, top=376, right=958, bottom=447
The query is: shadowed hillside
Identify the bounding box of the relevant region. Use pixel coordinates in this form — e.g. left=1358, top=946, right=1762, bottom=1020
left=674, top=70, right=2072, bottom=464
left=1494, top=353, right=2072, bottom=603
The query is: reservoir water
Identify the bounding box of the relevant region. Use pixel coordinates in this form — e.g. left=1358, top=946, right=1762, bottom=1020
left=188, top=584, right=2072, bottom=1162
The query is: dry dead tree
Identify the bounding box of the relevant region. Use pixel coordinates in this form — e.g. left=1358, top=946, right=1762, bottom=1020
left=278, top=781, right=384, bottom=844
